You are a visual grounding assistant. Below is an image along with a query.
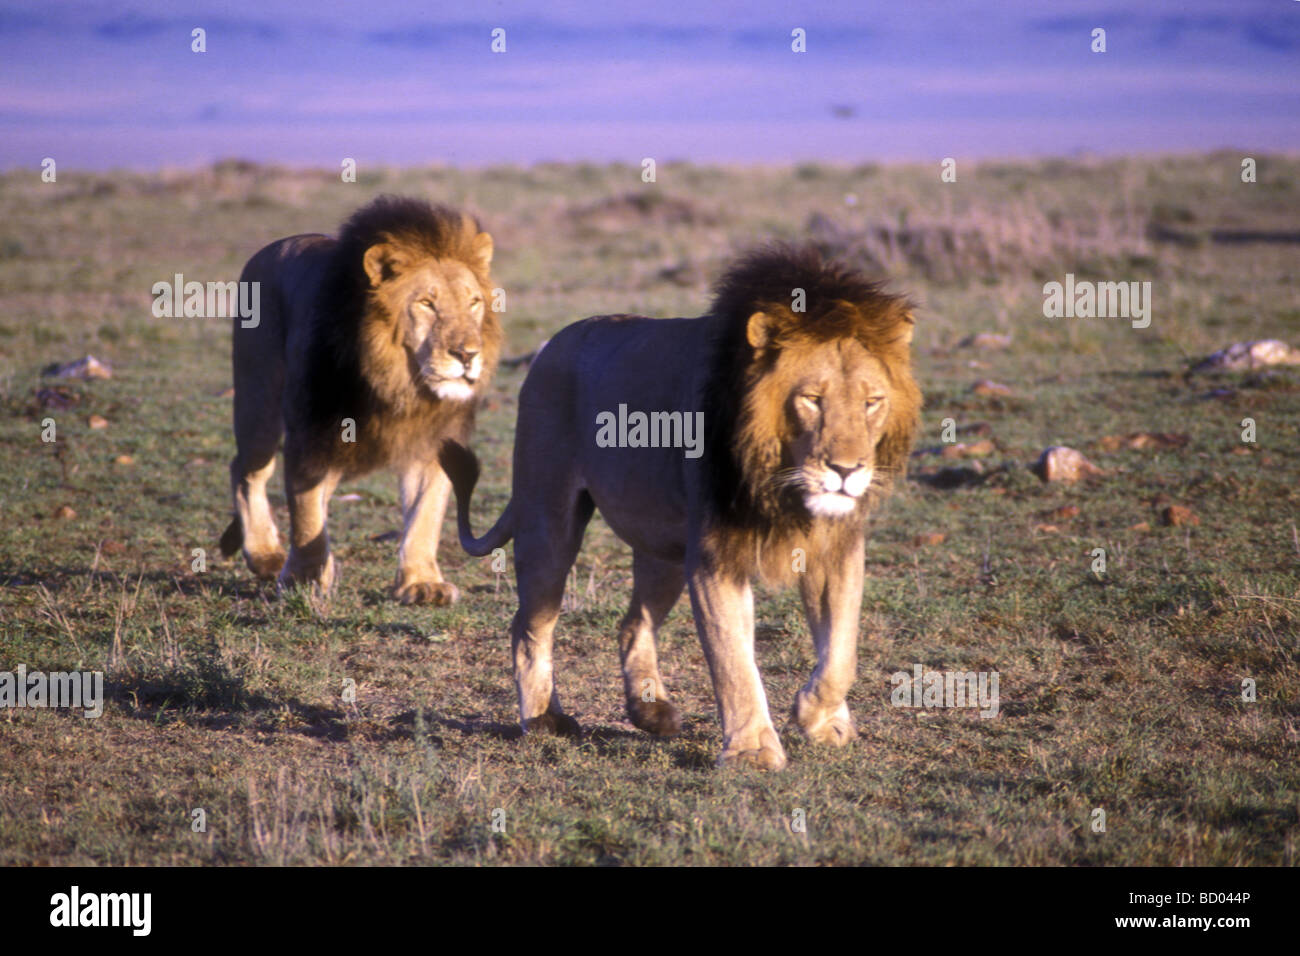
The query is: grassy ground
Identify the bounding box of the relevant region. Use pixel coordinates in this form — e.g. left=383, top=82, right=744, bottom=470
left=0, top=154, right=1297, bottom=865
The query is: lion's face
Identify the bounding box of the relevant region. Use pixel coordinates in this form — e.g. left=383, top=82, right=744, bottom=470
left=771, top=338, right=892, bottom=518
left=741, top=305, right=914, bottom=523
left=363, top=236, right=494, bottom=403
left=391, top=260, right=488, bottom=402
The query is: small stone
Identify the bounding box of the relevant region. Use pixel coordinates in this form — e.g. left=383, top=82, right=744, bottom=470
left=1162, top=505, right=1199, bottom=527
left=53, top=505, right=76, bottom=519
left=114, top=455, right=134, bottom=466
left=1193, top=339, right=1300, bottom=373
left=1033, top=446, right=1104, bottom=483
left=958, top=332, right=1012, bottom=350
left=971, top=379, right=1013, bottom=397
left=1129, top=521, right=1151, bottom=532
left=940, top=439, right=995, bottom=459
left=1033, top=524, right=1060, bottom=534
left=913, top=532, right=946, bottom=546
left=42, top=355, right=113, bottom=380
left=1128, top=432, right=1188, bottom=450
left=88, top=414, right=109, bottom=429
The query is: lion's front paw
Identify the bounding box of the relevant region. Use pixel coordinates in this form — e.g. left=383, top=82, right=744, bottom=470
left=626, top=697, right=682, bottom=737
left=794, top=695, right=858, bottom=747
left=246, top=548, right=286, bottom=580
left=717, top=726, right=787, bottom=771
left=393, top=579, right=460, bottom=606
left=802, top=713, right=858, bottom=747
left=277, top=552, right=336, bottom=594
left=523, top=711, right=581, bottom=737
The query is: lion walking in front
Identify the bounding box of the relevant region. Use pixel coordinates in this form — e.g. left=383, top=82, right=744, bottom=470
left=219, top=196, right=501, bottom=605
left=443, top=245, right=920, bottom=768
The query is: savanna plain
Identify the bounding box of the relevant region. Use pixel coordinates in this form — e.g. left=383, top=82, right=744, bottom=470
left=0, top=154, right=1296, bottom=864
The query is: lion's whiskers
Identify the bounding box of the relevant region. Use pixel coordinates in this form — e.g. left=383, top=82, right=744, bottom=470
left=765, top=467, right=808, bottom=493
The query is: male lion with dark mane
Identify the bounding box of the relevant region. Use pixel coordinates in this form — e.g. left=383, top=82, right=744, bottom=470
left=441, top=245, right=919, bottom=768
left=219, top=196, right=501, bottom=605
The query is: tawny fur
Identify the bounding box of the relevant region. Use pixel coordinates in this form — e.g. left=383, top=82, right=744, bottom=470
left=700, top=246, right=920, bottom=582
left=442, top=244, right=920, bottom=767
left=221, top=195, right=501, bottom=605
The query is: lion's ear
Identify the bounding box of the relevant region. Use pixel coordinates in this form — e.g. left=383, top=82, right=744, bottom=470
left=746, top=311, right=775, bottom=349
left=470, top=231, right=494, bottom=274
left=362, top=242, right=404, bottom=286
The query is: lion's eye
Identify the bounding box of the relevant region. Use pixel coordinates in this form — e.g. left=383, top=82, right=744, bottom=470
left=419, top=299, right=437, bottom=312
left=866, top=396, right=885, bottom=413
left=798, top=394, right=822, bottom=410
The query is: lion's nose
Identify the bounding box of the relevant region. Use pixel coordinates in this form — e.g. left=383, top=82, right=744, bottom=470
left=827, top=463, right=858, bottom=481
left=449, top=347, right=479, bottom=366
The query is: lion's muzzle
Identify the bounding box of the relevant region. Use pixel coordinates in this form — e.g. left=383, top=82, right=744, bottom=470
left=805, top=464, right=873, bottom=517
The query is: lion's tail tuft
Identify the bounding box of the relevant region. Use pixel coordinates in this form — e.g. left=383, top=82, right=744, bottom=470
left=439, top=440, right=516, bottom=557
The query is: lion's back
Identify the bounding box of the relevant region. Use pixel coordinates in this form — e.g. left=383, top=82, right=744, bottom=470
left=235, top=234, right=333, bottom=350
left=509, top=314, right=705, bottom=551
left=525, top=314, right=704, bottom=409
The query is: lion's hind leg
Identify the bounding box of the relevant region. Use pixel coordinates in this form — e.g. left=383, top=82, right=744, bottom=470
left=619, top=552, right=685, bottom=737
left=228, top=453, right=285, bottom=581
left=509, top=490, right=595, bottom=737
left=228, top=312, right=287, bottom=581
left=277, top=459, right=340, bottom=594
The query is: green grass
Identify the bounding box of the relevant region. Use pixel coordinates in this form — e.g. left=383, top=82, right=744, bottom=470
left=0, top=154, right=1297, bottom=865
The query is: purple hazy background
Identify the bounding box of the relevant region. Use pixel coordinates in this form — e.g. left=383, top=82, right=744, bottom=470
left=1, top=0, right=1298, bottom=170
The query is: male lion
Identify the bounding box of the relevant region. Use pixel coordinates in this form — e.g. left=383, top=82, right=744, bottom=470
left=441, top=245, right=919, bottom=768
left=218, top=196, right=501, bottom=605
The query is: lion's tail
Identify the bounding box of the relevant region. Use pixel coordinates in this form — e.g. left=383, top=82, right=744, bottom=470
left=438, top=440, right=515, bottom=558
